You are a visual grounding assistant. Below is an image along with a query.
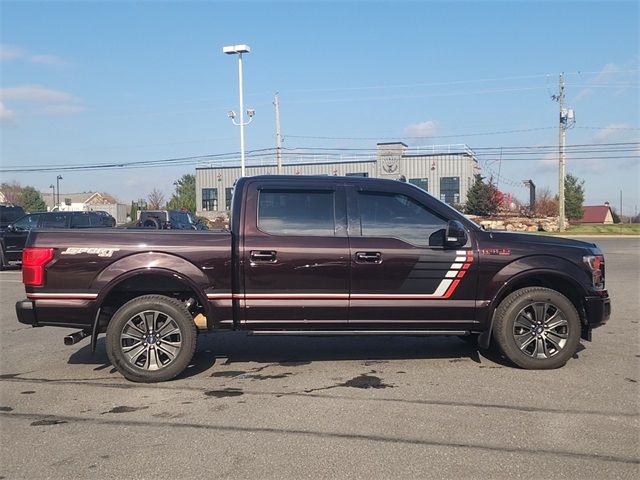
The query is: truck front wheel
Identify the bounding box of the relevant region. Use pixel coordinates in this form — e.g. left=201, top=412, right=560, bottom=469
left=492, top=287, right=581, bottom=369
left=106, top=295, right=197, bottom=382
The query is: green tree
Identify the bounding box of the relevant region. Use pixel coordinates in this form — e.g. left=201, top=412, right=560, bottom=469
left=130, top=201, right=139, bottom=223
left=166, top=174, right=196, bottom=212
left=20, top=186, right=47, bottom=212
left=564, top=173, right=585, bottom=220
left=465, top=174, right=500, bottom=216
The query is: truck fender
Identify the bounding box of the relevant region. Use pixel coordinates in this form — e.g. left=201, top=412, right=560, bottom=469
left=90, top=252, right=212, bottom=349
left=477, top=256, right=589, bottom=349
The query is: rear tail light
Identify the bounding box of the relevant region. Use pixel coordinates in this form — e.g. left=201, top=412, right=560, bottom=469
left=22, top=248, right=54, bottom=287
left=583, top=254, right=605, bottom=289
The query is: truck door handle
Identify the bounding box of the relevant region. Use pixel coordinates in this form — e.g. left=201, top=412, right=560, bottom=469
left=356, top=252, right=382, bottom=264
left=250, top=250, right=277, bottom=262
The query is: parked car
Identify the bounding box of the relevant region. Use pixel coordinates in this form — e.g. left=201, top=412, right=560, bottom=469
left=136, top=209, right=208, bottom=230
left=0, top=211, right=114, bottom=268
left=0, top=205, right=26, bottom=232
left=15, top=175, right=610, bottom=382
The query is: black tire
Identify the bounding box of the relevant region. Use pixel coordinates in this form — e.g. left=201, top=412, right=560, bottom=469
left=492, top=287, right=581, bottom=369
left=106, top=295, right=197, bottom=382
left=142, top=218, right=160, bottom=229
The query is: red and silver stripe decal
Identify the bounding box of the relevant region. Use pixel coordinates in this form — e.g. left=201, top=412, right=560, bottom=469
left=27, top=293, right=98, bottom=300
left=206, top=250, right=473, bottom=301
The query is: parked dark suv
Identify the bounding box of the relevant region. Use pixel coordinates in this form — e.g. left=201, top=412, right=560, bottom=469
left=136, top=209, right=208, bottom=230
left=0, top=211, right=114, bottom=268
left=0, top=205, right=26, bottom=232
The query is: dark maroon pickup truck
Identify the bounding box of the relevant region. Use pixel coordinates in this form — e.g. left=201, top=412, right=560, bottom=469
left=16, top=176, right=610, bottom=382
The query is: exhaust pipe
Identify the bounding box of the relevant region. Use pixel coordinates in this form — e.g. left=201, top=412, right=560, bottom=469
left=64, top=330, right=91, bottom=346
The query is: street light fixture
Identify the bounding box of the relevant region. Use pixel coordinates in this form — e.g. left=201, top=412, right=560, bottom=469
left=56, top=175, right=63, bottom=209
left=223, top=44, right=254, bottom=177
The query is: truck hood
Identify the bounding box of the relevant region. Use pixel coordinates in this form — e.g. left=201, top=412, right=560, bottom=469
left=482, top=231, right=598, bottom=250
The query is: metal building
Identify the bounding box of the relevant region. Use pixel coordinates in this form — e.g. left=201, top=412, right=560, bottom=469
left=195, top=142, right=478, bottom=217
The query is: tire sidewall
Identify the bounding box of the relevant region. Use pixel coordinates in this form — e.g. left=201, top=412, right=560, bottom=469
left=106, top=295, right=197, bottom=382
left=494, top=287, right=581, bottom=369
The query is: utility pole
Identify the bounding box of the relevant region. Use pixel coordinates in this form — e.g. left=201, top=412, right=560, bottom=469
left=274, top=92, right=283, bottom=174
left=552, top=74, right=575, bottom=231
left=558, top=74, right=566, bottom=231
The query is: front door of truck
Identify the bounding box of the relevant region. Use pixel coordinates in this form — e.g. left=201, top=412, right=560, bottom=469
left=241, top=182, right=349, bottom=329
left=347, top=185, right=477, bottom=329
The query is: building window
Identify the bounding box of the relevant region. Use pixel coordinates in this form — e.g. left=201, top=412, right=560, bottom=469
left=357, top=191, right=446, bottom=247
left=258, top=190, right=335, bottom=236
left=346, top=172, right=369, bottom=177
left=440, top=177, right=460, bottom=205
left=409, top=178, right=428, bottom=192
left=202, top=188, right=218, bottom=211
left=225, top=187, right=234, bottom=211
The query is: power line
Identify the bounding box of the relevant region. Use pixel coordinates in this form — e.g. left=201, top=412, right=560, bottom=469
left=2, top=142, right=638, bottom=173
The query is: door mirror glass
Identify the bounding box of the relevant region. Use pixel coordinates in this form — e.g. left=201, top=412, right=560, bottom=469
left=445, top=220, right=467, bottom=247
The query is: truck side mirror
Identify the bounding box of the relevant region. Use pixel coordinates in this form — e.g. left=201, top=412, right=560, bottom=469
left=445, top=220, right=467, bottom=247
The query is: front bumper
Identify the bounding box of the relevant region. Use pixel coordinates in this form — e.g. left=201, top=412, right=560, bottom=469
left=16, top=300, right=37, bottom=326
left=584, top=293, right=611, bottom=328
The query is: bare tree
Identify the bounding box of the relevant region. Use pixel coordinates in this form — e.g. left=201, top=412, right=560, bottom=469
left=1, top=181, right=23, bottom=204
left=147, top=188, right=166, bottom=210
left=534, top=187, right=559, bottom=217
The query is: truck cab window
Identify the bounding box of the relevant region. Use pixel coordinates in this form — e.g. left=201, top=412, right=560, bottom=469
left=357, top=191, right=446, bottom=246
left=258, top=190, right=335, bottom=236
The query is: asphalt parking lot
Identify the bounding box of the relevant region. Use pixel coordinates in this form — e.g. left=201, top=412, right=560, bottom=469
left=0, top=237, right=638, bottom=479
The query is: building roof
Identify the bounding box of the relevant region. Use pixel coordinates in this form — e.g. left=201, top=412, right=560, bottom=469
left=41, top=191, right=118, bottom=209
left=581, top=205, right=612, bottom=223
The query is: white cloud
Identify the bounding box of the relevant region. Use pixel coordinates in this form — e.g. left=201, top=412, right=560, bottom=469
left=537, top=152, right=557, bottom=172
left=0, top=101, right=16, bottom=125
left=592, top=123, right=634, bottom=143
left=575, top=60, right=639, bottom=101
left=28, top=54, right=67, bottom=66
left=40, top=104, right=85, bottom=115
left=0, top=44, right=26, bottom=62
left=0, top=85, right=84, bottom=121
left=403, top=120, right=438, bottom=137
left=0, top=43, right=68, bottom=66
left=0, top=85, right=77, bottom=103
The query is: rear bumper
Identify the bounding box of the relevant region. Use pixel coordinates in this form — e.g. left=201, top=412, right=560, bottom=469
left=16, top=298, right=95, bottom=329
left=16, top=300, right=37, bottom=326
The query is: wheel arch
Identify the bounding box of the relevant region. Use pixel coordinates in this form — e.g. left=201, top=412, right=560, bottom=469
left=91, top=260, right=211, bottom=351
left=478, top=268, right=590, bottom=349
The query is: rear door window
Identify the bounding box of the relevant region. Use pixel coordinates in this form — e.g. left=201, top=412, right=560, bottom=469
left=71, top=213, right=91, bottom=228
left=258, top=190, right=335, bottom=236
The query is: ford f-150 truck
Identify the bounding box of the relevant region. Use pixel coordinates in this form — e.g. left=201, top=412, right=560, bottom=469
left=15, top=176, right=611, bottom=382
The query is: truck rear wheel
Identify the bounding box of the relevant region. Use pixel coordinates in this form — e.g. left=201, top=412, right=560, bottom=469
left=492, top=287, right=580, bottom=369
left=106, top=295, right=197, bottom=382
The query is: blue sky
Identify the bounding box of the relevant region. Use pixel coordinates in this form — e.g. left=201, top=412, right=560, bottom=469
left=1, top=1, right=638, bottom=214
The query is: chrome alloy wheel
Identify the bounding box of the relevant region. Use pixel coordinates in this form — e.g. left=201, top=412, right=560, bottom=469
left=119, top=310, right=182, bottom=371
left=512, top=302, right=569, bottom=359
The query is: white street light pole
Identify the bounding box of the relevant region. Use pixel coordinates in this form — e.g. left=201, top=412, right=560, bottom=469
left=223, top=44, right=254, bottom=177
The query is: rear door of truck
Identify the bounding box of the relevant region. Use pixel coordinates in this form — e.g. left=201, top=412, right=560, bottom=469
left=240, top=179, right=349, bottom=329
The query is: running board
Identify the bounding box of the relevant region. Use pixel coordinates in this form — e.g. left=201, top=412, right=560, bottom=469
left=249, top=330, right=469, bottom=336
